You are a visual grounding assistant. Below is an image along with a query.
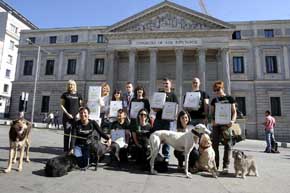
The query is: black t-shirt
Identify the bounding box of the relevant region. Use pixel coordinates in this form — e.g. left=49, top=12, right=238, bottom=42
left=70, top=119, right=109, bottom=148
left=110, top=119, right=130, bottom=131
left=155, top=91, right=179, bottom=120
left=211, top=95, right=236, bottom=120
left=61, top=92, right=82, bottom=118
left=184, top=90, right=209, bottom=119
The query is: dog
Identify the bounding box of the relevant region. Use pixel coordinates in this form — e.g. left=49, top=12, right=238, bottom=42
left=87, top=130, right=120, bottom=170
left=4, top=119, right=31, bottom=173
left=45, top=154, right=77, bottom=177
left=232, top=150, right=259, bottom=179
left=148, top=124, right=207, bottom=178
left=195, top=133, right=218, bottom=178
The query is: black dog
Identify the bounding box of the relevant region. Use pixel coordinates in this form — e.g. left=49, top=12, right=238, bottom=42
left=87, top=130, right=120, bottom=170
left=45, top=154, right=76, bottom=177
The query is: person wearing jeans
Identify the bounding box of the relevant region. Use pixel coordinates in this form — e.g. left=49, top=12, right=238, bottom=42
left=210, top=81, right=237, bottom=173
left=263, top=110, right=276, bottom=153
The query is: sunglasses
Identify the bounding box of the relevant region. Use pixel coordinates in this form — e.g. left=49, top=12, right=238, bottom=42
left=139, top=113, right=147, bottom=116
left=115, top=92, right=121, bottom=94
left=213, top=89, right=221, bottom=92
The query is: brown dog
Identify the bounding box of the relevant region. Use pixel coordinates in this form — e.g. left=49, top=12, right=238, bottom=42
left=195, top=133, right=218, bottom=178
left=4, top=119, right=31, bottom=173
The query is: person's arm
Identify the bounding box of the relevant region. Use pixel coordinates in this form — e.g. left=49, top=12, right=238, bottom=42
left=60, top=98, right=73, bottom=119
left=69, top=123, right=77, bottom=154
left=203, top=98, right=209, bottom=124
left=228, top=102, right=237, bottom=128
left=210, top=103, right=216, bottom=126
left=132, top=132, right=141, bottom=147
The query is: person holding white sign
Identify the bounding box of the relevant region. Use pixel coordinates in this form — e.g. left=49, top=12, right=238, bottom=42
left=152, top=78, right=178, bottom=162
left=129, top=86, right=150, bottom=130
left=110, top=109, right=131, bottom=163
left=183, top=77, right=209, bottom=126
left=210, top=81, right=236, bottom=174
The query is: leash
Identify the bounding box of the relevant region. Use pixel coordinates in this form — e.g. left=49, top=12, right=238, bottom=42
left=55, top=132, right=88, bottom=140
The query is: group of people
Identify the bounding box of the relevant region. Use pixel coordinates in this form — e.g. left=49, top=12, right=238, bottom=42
left=42, top=111, right=60, bottom=129
left=59, top=77, right=242, bottom=173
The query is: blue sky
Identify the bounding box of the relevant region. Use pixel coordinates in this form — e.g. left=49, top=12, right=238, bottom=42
left=4, top=0, right=290, bottom=28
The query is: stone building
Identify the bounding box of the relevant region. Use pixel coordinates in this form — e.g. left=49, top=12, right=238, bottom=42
left=0, top=0, right=37, bottom=118
left=10, top=1, right=290, bottom=141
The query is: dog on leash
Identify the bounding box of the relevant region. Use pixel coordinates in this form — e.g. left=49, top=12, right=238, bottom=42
left=45, top=154, right=77, bottom=177
left=148, top=124, right=207, bottom=178
left=195, top=133, right=218, bottom=178
left=87, top=130, right=120, bottom=170
left=4, top=119, right=31, bottom=173
left=232, top=150, right=259, bottom=179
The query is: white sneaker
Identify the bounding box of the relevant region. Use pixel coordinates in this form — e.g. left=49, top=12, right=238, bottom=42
left=222, top=167, right=229, bottom=174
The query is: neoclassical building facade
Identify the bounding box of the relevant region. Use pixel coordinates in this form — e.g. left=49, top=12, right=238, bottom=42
left=11, top=1, right=290, bottom=141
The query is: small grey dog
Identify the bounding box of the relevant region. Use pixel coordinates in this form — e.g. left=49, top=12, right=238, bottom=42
left=232, top=150, right=259, bottom=179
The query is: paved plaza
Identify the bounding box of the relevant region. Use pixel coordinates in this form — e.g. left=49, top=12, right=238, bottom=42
left=0, top=124, right=290, bottom=193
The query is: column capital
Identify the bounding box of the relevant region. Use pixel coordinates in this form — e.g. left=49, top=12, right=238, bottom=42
left=175, top=47, right=184, bottom=55
left=129, top=48, right=137, bottom=54
left=149, top=47, right=158, bottom=53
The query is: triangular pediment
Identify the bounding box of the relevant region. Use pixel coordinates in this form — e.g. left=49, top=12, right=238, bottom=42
left=107, top=1, right=234, bottom=32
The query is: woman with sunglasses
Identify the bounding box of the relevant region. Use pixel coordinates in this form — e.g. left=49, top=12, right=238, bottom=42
left=131, top=108, right=152, bottom=169
left=174, top=110, right=199, bottom=172
left=210, top=80, right=237, bottom=174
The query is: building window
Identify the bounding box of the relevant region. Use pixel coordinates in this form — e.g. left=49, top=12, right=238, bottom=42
left=71, top=35, right=78, bottom=43
left=5, top=69, right=11, bottom=78
left=49, top=36, right=57, bottom=44
left=264, top=29, right=274, bottom=38
left=233, top=56, right=244, bottom=73
left=67, top=59, right=76, bottom=74
left=41, top=96, right=50, bottom=113
left=232, top=31, right=241, bottom=40
left=9, top=40, right=15, bottom=50
left=3, top=84, right=9, bottom=93
left=97, top=34, right=104, bottom=43
left=28, top=37, right=36, bottom=44
left=94, top=59, right=104, bottom=74
left=265, top=56, right=278, bottom=73
left=10, top=24, right=18, bottom=33
left=235, top=97, right=246, bottom=116
left=23, top=60, right=33, bottom=75
left=45, top=60, right=54, bottom=75
left=270, top=97, right=281, bottom=116
left=7, top=55, right=13, bottom=64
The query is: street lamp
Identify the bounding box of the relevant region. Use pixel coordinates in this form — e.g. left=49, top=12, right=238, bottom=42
left=26, top=39, right=49, bottom=124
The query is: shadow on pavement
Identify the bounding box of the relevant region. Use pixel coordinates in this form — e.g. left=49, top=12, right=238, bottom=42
left=32, top=169, right=46, bottom=177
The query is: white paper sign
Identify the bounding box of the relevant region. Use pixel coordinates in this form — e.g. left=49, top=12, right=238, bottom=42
left=183, top=92, right=201, bottom=110
left=130, top=102, right=144, bottom=119
left=162, top=102, right=178, bottom=120
left=109, top=101, right=123, bottom=117
left=111, top=129, right=126, bottom=148
left=215, top=103, right=232, bottom=124
left=151, top=92, right=166, bottom=109
left=87, top=86, right=101, bottom=121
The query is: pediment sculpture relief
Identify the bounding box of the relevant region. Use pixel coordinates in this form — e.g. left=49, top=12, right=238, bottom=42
left=117, top=12, right=213, bottom=32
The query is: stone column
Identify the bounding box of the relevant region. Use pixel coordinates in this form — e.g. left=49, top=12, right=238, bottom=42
left=80, top=50, right=86, bottom=79
left=221, top=48, right=231, bottom=95
left=107, top=50, right=115, bottom=89
left=198, top=48, right=206, bottom=91
left=149, top=48, right=157, bottom=98
left=15, top=52, right=22, bottom=81
left=283, top=46, right=290, bottom=79
left=255, top=47, right=262, bottom=79
left=128, top=48, right=136, bottom=85
left=175, top=48, right=184, bottom=104
left=57, top=51, right=64, bottom=80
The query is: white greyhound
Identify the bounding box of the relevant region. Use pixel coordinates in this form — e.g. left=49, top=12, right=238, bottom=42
left=148, top=124, right=207, bottom=178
